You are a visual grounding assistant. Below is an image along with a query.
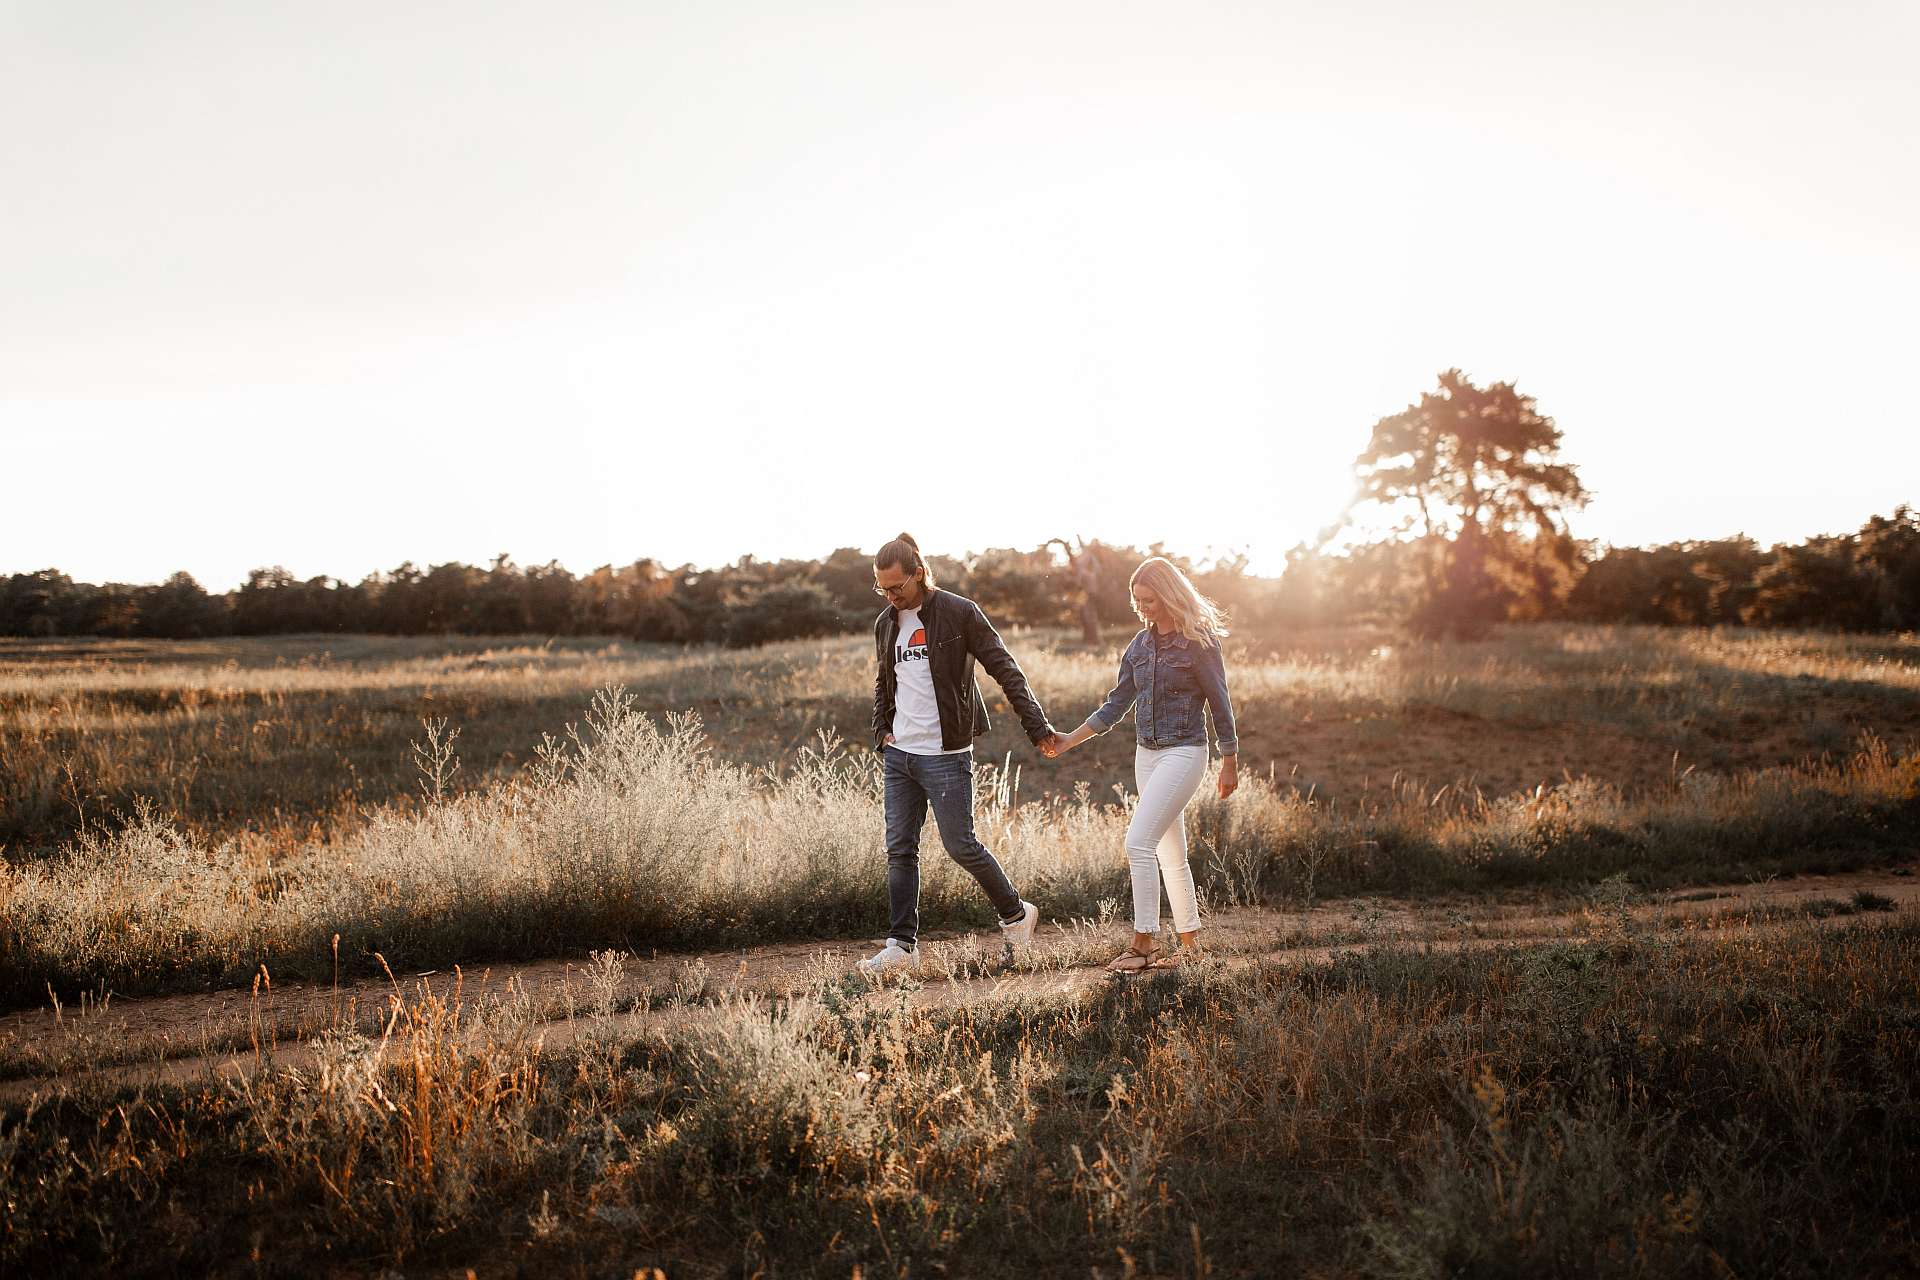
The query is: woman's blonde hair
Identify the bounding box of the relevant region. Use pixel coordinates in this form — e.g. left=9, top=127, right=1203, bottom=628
left=1130, top=557, right=1229, bottom=645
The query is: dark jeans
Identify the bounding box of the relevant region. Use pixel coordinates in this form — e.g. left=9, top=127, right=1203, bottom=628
left=883, top=745, right=1023, bottom=948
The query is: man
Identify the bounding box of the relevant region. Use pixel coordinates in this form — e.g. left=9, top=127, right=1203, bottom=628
left=857, top=532, right=1064, bottom=975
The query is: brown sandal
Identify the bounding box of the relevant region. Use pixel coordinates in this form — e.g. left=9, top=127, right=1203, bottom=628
left=1105, top=945, right=1160, bottom=974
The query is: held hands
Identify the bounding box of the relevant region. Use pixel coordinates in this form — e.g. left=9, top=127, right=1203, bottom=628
left=1217, top=755, right=1239, bottom=799
left=1038, top=724, right=1092, bottom=759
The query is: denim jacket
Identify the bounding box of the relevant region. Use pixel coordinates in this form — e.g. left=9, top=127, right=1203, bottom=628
left=1087, top=628, right=1237, bottom=755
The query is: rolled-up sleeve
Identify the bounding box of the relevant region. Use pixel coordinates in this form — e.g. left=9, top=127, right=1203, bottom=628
left=1195, top=640, right=1237, bottom=755
left=1086, top=648, right=1139, bottom=734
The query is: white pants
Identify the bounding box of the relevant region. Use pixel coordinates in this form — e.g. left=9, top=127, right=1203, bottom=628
left=1127, top=743, right=1209, bottom=935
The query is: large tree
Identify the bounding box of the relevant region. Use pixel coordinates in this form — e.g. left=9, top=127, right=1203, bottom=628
left=1344, top=369, right=1589, bottom=635
left=1045, top=536, right=1107, bottom=644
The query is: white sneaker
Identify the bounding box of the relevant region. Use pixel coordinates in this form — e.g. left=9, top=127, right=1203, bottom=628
left=856, top=940, right=917, bottom=975
left=999, top=900, right=1039, bottom=950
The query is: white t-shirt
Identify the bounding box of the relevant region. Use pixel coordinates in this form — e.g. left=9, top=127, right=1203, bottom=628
left=890, top=606, right=969, bottom=755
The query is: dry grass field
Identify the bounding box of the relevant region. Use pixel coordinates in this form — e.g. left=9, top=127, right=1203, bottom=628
left=5, top=623, right=1919, bottom=860
left=4, top=898, right=1916, bottom=1277
left=2, top=623, right=1917, bottom=1276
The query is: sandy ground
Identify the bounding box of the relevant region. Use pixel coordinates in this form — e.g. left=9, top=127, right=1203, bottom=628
left=3, top=864, right=1913, bottom=1103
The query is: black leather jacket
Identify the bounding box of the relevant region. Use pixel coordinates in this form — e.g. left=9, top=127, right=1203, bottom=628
left=872, top=588, right=1054, bottom=751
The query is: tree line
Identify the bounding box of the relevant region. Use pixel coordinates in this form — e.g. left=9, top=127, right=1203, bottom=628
left=1272, top=510, right=1920, bottom=634
left=0, top=545, right=1247, bottom=646
left=5, top=510, right=1916, bottom=646
left=7, top=372, right=1913, bottom=643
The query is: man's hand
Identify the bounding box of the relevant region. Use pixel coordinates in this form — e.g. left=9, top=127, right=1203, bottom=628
left=1037, top=731, right=1066, bottom=759
left=1217, top=755, right=1239, bottom=799
left=883, top=733, right=895, bottom=746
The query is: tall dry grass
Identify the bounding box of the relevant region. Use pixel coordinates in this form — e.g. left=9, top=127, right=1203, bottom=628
left=2, top=683, right=1915, bottom=1007
left=0, top=633, right=845, bottom=857
left=4, top=915, right=1914, bottom=1276
left=5, top=625, right=1918, bottom=859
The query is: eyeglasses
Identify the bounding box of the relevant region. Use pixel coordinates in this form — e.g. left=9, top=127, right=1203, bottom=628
left=873, top=577, right=919, bottom=599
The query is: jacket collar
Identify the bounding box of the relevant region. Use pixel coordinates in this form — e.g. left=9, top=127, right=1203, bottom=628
left=892, top=586, right=939, bottom=627
left=1150, top=625, right=1189, bottom=649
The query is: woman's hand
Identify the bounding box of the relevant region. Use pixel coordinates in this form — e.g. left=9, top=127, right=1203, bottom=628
left=1040, top=723, right=1094, bottom=758
left=1217, top=754, right=1239, bottom=799
left=1054, top=723, right=1096, bottom=756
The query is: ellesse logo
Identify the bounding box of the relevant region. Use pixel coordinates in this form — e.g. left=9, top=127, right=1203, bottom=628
left=896, top=625, right=930, bottom=665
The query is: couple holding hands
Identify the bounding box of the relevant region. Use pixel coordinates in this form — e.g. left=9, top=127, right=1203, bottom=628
left=860, top=533, right=1238, bottom=976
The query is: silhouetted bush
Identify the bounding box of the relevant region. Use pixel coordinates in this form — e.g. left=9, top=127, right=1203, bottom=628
left=1743, top=508, right=1920, bottom=630
left=722, top=582, right=848, bottom=648
left=1567, top=538, right=1766, bottom=626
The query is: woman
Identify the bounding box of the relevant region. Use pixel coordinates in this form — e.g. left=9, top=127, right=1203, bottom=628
left=1051, top=557, right=1238, bottom=971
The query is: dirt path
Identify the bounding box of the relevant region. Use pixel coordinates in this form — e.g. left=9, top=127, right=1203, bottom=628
left=3, top=865, right=1913, bottom=1102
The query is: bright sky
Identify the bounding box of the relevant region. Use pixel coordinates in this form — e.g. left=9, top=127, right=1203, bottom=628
left=4, top=1, right=1916, bottom=591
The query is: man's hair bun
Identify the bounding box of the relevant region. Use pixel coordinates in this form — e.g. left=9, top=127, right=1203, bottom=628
left=874, top=532, right=934, bottom=588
